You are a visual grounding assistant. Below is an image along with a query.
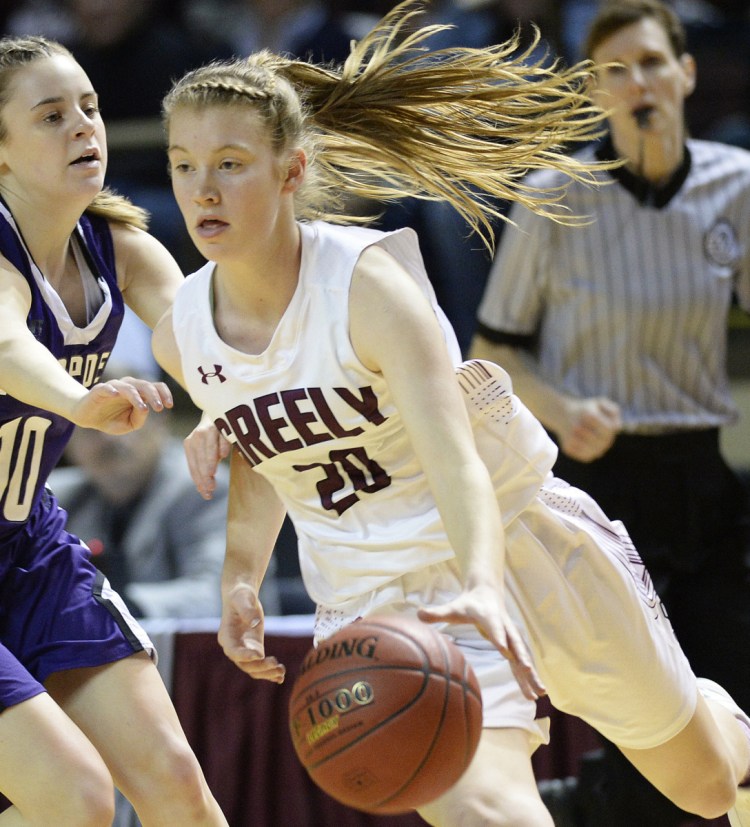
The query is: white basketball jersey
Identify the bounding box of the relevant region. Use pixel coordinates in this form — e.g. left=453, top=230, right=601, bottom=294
left=173, top=221, right=556, bottom=606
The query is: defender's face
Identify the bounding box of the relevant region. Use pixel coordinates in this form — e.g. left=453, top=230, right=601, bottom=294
left=0, top=54, right=106, bottom=205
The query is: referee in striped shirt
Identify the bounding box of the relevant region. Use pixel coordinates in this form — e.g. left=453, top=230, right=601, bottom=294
left=472, top=1, right=750, bottom=824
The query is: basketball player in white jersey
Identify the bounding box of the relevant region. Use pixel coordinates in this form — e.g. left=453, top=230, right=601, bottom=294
left=472, top=1, right=750, bottom=823
left=154, top=4, right=750, bottom=825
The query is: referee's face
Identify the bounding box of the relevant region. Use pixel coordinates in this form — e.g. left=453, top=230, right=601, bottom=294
left=590, top=16, right=696, bottom=156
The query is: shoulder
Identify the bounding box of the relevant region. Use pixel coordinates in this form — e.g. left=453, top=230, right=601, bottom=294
left=523, top=143, right=602, bottom=191
left=175, top=260, right=214, bottom=305
left=108, top=222, right=169, bottom=263
left=506, top=143, right=606, bottom=225
left=688, top=138, right=750, bottom=162
left=164, top=263, right=215, bottom=372
left=688, top=139, right=750, bottom=180
left=109, top=222, right=183, bottom=292
left=351, top=243, right=433, bottom=328
left=300, top=221, right=424, bottom=295
left=302, top=220, right=392, bottom=259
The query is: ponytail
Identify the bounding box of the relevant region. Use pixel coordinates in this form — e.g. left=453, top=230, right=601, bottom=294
left=85, top=189, right=149, bottom=231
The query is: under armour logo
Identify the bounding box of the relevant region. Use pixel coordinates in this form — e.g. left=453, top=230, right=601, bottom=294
left=198, top=364, right=227, bottom=384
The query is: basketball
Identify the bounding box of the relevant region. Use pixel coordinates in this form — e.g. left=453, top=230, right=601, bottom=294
left=288, top=615, right=483, bottom=814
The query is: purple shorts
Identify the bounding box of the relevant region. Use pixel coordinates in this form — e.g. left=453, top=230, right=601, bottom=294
left=0, top=490, right=153, bottom=711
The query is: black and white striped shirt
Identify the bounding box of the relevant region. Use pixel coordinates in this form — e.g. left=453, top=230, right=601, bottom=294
left=477, top=137, right=750, bottom=433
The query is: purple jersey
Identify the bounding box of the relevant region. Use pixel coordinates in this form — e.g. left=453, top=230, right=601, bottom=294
left=0, top=198, right=123, bottom=537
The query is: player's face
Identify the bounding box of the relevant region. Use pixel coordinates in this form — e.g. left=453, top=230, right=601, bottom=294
left=168, top=104, right=302, bottom=264
left=0, top=55, right=106, bottom=206
left=590, top=17, right=695, bottom=145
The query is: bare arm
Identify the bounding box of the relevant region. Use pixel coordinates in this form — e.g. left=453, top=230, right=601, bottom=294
left=350, top=246, right=543, bottom=699
left=112, top=224, right=183, bottom=329
left=153, top=309, right=231, bottom=497
left=152, top=307, right=184, bottom=386
left=0, top=262, right=169, bottom=431
left=217, top=450, right=288, bottom=683
left=470, top=335, right=621, bottom=463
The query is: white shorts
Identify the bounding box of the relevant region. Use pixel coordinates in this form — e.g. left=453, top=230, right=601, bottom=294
left=506, top=477, right=697, bottom=750
left=314, top=477, right=697, bottom=752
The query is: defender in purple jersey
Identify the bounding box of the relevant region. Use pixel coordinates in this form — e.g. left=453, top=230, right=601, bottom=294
left=0, top=35, right=227, bottom=826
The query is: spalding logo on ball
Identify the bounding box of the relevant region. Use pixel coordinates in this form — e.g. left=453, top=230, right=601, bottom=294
left=288, top=615, right=483, bottom=814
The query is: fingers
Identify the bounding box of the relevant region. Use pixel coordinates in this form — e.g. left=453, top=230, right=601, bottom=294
left=239, top=657, right=286, bottom=683
left=218, top=435, right=232, bottom=460
left=114, top=377, right=174, bottom=412
left=564, top=417, right=617, bottom=462
left=503, top=629, right=547, bottom=701
left=185, top=456, right=217, bottom=501
left=224, top=646, right=286, bottom=683
left=220, top=614, right=285, bottom=684
left=508, top=657, right=546, bottom=701
left=87, top=378, right=173, bottom=432
left=560, top=397, right=621, bottom=462
left=184, top=425, right=227, bottom=500
left=96, top=380, right=147, bottom=412
left=418, top=605, right=546, bottom=701
left=198, top=481, right=216, bottom=501
left=417, top=605, right=454, bottom=624
left=219, top=584, right=282, bottom=680
left=599, top=398, right=623, bottom=426
left=74, top=381, right=149, bottom=434
left=476, top=621, right=546, bottom=701
left=186, top=458, right=218, bottom=501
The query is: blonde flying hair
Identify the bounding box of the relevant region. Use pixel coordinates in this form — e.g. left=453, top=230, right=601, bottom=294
left=163, top=1, right=607, bottom=249
left=0, top=34, right=149, bottom=231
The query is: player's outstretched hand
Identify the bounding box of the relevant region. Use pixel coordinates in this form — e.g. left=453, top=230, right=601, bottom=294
left=418, top=584, right=546, bottom=701
left=70, top=377, right=173, bottom=434
left=184, top=413, right=233, bottom=500
left=218, top=582, right=286, bottom=683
